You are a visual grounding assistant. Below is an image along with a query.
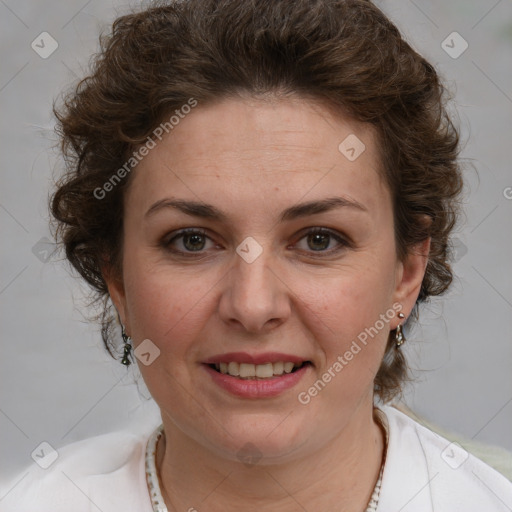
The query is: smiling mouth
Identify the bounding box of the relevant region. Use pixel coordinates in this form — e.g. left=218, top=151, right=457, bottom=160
left=207, top=361, right=312, bottom=380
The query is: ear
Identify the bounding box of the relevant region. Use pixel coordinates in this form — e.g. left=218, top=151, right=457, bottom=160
left=392, top=236, right=431, bottom=327
left=101, top=262, right=129, bottom=330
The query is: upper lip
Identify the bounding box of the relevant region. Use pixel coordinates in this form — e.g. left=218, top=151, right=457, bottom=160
left=203, top=352, right=311, bottom=365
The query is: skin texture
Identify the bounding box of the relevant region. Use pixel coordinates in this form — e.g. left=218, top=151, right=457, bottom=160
left=105, top=96, right=430, bottom=512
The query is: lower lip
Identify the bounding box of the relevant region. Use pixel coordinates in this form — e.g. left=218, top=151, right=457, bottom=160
left=202, top=363, right=311, bottom=398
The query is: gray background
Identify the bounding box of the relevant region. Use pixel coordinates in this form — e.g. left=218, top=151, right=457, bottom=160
left=1, top=0, right=511, bottom=486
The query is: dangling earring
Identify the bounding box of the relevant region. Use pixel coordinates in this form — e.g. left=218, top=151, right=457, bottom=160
left=395, top=312, right=406, bottom=347
left=121, top=327, right=133, bottom=366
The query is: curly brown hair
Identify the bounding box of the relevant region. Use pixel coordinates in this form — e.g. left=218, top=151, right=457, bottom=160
left=51, top=0, right=463, bottom=402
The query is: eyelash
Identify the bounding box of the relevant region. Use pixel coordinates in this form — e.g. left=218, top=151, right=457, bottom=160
left=162, top=227, right=351, bottom=258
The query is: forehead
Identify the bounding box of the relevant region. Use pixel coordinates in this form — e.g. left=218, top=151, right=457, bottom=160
left=127, top=96, right=389, bottom=220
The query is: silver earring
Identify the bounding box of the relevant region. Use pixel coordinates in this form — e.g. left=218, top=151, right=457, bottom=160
left=121, top=327, right=132, bottom=366
left=395, top=312, right=406, bottom=347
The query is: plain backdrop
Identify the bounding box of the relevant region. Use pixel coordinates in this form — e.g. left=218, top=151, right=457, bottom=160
left=1, top=0, right=511, bottom=486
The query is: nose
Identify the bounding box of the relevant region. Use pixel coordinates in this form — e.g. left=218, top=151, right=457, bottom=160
left=217, top=244, right=291, bottom=334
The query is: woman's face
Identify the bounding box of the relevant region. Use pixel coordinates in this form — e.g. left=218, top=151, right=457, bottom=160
left=107, top=96, right=427, bottom=462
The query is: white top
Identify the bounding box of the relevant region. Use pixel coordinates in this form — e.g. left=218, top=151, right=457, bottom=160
left=1, top=406, right=511, bottom=511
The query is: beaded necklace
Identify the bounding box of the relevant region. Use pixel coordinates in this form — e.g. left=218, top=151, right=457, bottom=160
left=145, top=425, right=384, bottom=512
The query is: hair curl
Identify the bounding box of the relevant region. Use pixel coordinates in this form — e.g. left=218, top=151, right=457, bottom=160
left=51, top=0, right=463, bottom=402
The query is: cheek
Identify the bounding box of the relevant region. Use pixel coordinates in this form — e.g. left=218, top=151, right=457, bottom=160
left=301, top=255, right=397, bottom=332
left=121, top=245, right=228, bottom=367
left=122, top=238, right=397, bottom=347
left=294, top=256, right=397, bottom=375
left=125, top=267, right=207, bottom=344
left=296, top=277, right=394, bottom=412
left=122, top=263, right=210, bottom=400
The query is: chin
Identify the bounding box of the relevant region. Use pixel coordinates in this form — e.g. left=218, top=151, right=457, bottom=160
left=203, top=415, right=313, bottom=464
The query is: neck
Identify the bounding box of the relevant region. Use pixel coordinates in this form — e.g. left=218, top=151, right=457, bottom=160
left=155, top=402, right=385, bottom=512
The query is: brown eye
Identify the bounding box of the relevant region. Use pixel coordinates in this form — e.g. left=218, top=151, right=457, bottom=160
left=163, top=227, right=349, bottom=258
left=164, top=228, right=214, bottom=254
left=295, top=228, right=349, bottom=255
left=182, top=232, right=206, bottom=251
left=307, top=232, right=331, bottom=251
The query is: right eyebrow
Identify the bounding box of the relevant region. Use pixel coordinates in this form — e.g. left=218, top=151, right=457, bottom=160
left=145, top=196, right=368, bottom=222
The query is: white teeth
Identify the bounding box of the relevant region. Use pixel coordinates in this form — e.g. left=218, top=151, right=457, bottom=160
left=255, top=363, right=274, bottom=378
left=283, top=362, right=295, bottom=374
left=239, top=363, right=255, bottom=378
left=213, top=361, right=306, bottom=379
left=227, top=361, right=240, bottom=376
left=272, top=361, right=284, bottom=375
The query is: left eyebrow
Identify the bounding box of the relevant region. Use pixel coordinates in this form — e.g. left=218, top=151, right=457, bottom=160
left=144, top=196, right=368, bottom=222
